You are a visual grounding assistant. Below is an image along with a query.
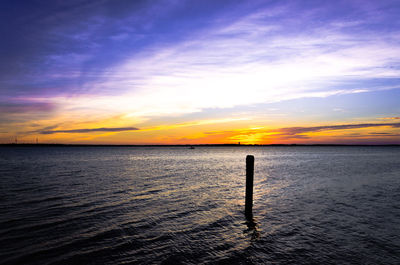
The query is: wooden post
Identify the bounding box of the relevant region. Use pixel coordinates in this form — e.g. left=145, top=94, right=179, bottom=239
left=245, top=155, right=254, bottom=217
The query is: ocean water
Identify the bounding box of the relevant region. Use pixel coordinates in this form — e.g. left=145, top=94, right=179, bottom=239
left=0, top=146, right=399, bottom=265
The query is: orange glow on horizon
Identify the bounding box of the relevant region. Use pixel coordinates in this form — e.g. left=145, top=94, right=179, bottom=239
left=2, top=112, right=399, bottom=145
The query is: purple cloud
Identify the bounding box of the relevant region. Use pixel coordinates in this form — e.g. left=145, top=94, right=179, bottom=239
left=277, top=123, right=400, bottom=136
left=39, top=127, right=140, bottom=134
left=381, top=117, right=400, bottom=120
left=368, top=132, right=400, bottom=136
left=0, top=102, right=55, bottom=113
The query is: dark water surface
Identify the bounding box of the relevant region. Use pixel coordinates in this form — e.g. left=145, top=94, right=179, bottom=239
left=1, top=146, right=399, bottom=264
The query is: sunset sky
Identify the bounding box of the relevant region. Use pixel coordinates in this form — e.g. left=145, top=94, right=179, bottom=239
left=1, top=0, right=400, bottom=144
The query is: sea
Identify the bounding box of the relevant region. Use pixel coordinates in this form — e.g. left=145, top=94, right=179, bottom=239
left=0, top=146, right=399, bottom=264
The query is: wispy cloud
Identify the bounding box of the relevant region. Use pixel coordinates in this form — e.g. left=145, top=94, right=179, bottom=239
left=380, top=117, right=400, bottom=120
left=0, top=101, right=55, bottom=113
left=40, top=127, right=139, bottom=134
left=219, top=122, right=400, bottom=144
left=276, top=123, right=400, bottom=136
left=60, top=1, right=400, bottom=118
left=368, top=132, right=400, bottom=136
left=2, top=1, right=400, bottom=144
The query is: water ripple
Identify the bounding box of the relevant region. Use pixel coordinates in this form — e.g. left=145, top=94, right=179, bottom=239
left=1, top=146, right=400, bottom=264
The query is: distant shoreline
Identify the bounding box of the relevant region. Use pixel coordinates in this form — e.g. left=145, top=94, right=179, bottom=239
left=1, top=143, right=399, bottom=147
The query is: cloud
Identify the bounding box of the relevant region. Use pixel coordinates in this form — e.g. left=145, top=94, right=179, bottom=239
left=0, top=0, right=181, bottom=97
left=380, top=117, right=400, bottom=120
left=67, top=0, right=400, bottom=118
left=203, top=130, right=235, bottom=135
left=0, top=101, right=57, bottom=129
left=4, top=0, right=400, bottom=119
left=368, top=132, right=400, bottom=136
left=0, top=101, right=55, bottom=113
left=280, top=134, right=311, bottom=139
left=39, top=127, right=139, bottom=134
left=368, top=132, right=392, bottom=135
left=276, top=123, right=400, bottom=136
left=26, top=125, right=60, bottom=135
left=2, top=0, right=400, bottom=144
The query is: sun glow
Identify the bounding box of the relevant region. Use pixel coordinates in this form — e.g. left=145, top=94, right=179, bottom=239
left=1, top=1, right=400, bottom=144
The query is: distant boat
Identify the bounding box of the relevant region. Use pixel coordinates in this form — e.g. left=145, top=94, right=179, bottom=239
left=189, top=146, right=195, bottom=149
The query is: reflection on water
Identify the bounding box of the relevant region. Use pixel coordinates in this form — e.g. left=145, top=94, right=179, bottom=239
left=0, top=146, right=400, bottom=264
left=244, top=213, right=260, bottom=241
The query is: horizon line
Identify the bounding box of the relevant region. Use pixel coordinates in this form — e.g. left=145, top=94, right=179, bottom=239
left=1, top=143, right=400, bottom=147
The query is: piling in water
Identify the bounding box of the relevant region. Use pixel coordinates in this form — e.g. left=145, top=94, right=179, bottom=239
left=245, top=155, right=254, bottom=217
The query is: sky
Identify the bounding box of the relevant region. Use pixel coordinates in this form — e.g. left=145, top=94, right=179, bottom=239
left=1, top=0, right=400, bottom=144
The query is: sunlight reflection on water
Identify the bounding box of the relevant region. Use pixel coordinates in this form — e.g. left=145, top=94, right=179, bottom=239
left=1, top=146, right=400, bottom=264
